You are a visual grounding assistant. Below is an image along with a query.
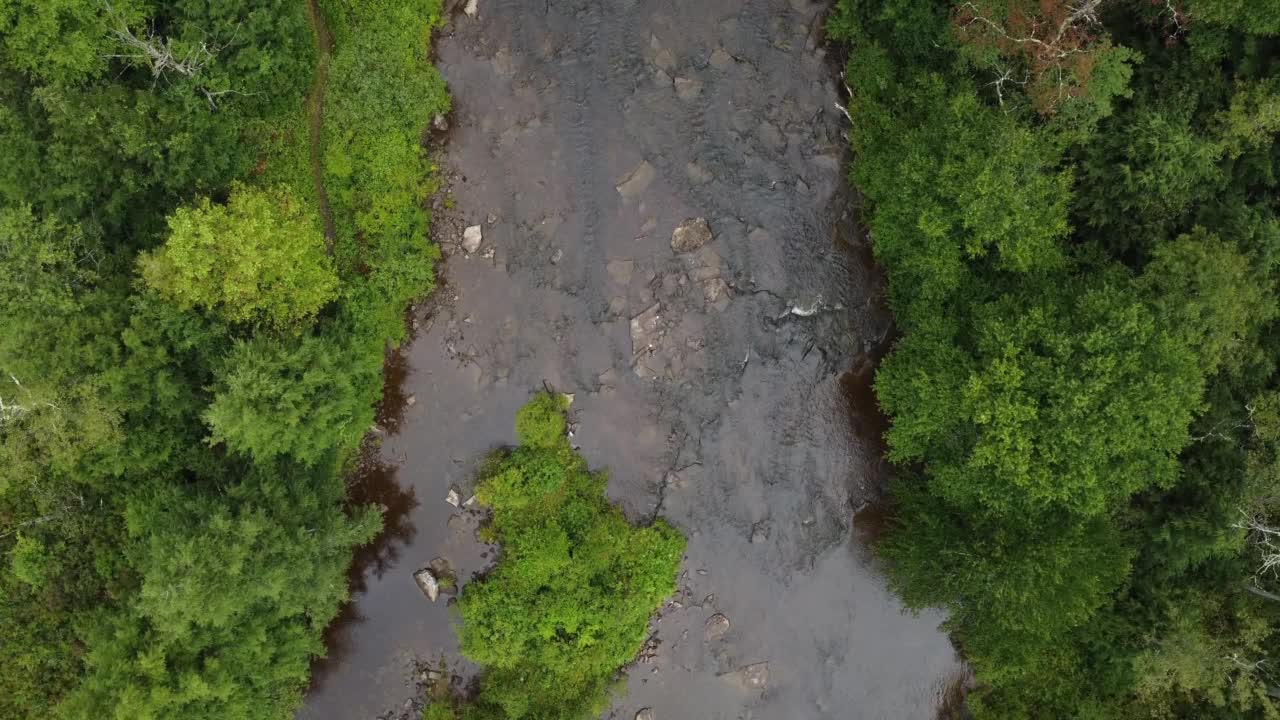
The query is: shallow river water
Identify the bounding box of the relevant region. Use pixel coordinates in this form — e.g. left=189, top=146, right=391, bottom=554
left=298, top=1, right=961, bottom=718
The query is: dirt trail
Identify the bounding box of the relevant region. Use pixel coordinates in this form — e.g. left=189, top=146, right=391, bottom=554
left=303, top=0, right=337, bottom=251
left=299, top=2, right=961, bottom=719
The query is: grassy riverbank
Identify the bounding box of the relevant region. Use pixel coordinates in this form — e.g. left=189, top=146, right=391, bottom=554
left=0, top=1, right=448, bottom=717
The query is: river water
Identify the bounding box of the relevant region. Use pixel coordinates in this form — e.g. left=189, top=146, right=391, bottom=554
left=298, top=1, right=961, bottom=718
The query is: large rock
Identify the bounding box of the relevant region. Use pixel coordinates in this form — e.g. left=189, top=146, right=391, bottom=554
left=413, top=568, right=440, bottom=602
left=720, top=662, right=769, bottom=690
left=671, top=218, right=713, bottom=253
left=704, top=613, right=731, bottom=641
left=462, top=225, right=483, bottom=254
left=635, top=709, right=655, bottom=720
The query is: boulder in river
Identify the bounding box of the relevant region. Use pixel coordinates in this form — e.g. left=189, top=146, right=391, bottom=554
left=635, top=709, right=655, bottom=720
left=671, top=218, right=713, bottom=253
left=720, top=661, right=769, bottom=690
left=704, top=613, right=731, bottom=641
left=462, top=225, right=483, bottom=254
left=413, top=568, right=440, bottom=602
left=445, top=486, right=462, bottom=507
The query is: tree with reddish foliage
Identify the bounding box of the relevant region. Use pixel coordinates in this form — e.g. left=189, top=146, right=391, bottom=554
left=953, top=0, right=1134, bottom=129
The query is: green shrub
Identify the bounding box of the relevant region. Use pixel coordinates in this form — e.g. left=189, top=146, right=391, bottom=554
left=455, top=394, right=685, bottom=720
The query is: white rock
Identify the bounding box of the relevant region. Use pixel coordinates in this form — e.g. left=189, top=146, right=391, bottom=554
left=464, top=0, right=478, bottom=16
left=462, top=225, right=483, bottom=254
left=446, top=486, right=462, bottom=507
left=413, top=568, right=440, bottom=601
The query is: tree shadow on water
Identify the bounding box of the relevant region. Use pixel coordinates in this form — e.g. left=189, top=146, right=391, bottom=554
left=308, top=447, right=419, bottom=690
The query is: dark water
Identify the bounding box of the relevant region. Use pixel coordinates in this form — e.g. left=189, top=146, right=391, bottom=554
left=298, top=1, right=958, bottom=718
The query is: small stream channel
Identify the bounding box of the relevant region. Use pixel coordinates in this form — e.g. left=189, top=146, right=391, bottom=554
left=298, top=2, right=961, bottom=718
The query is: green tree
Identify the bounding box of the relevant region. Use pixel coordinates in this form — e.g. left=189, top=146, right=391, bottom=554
left=204, top=334, right=367, bottom=465
left=454, top=394, right=685, bottom=720
left=140, top=185, right=337, bottom=330
left=60, top=461, right=379, bottom=720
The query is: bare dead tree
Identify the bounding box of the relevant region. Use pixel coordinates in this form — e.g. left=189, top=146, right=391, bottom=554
left=957, top=0, right=1104, bottom=59
left=1161, top=0, right=1187, bottom=38
left=104, top=1, right=219, bottom=80
left=1236, top=510, right=1280, bottom=581
left=988, top=67, right=1030, bottom=108
left=0, top=373, right=33, bottom=427
left=1191, top=403, right=1258, bottom=444
left=102, top=2, right=253, bottom=109
left=955, top=0, right=1108, bottom=114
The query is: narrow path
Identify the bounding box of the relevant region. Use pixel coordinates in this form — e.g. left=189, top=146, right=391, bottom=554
left=299, top=2, right=963, bottom=718
left=303, top=0, right=338, bottom=253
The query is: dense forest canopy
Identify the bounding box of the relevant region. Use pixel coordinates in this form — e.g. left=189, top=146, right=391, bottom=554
left=0, top=1, right=449, bottom=718
left=830, top=0, right=1280, bottom=716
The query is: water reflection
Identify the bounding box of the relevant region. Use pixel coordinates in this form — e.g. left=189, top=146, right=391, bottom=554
left=937, top=664, right=975, bottom=720
left=308, top=345, right=421, bottom=690
left=378, top=348, right=412, bottom=434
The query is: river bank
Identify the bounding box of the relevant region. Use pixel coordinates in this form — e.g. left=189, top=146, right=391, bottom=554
left=299, top=2, right=960, bottom=718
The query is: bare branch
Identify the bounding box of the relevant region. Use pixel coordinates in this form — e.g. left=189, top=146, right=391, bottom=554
left=102, top=1, right=238, bottom=96
left=1235, top=510, right=1280, bottom=582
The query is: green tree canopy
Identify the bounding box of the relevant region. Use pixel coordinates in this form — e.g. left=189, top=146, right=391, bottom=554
left=140, top=185, right=337, bottom=330
left=444, top=394, right=685, bottom=720
left=203, top=334, right=366, bottom=465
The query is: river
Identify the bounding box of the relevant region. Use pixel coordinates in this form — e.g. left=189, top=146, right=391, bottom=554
left=298, top=1, right=961, bottom=718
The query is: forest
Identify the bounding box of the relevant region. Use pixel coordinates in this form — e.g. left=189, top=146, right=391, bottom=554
left=830, top=0, right=1280, bottom=717
left=0, top=0, right=449, bottom=717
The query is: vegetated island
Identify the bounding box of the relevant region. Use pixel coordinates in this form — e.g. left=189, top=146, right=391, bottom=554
left=424, top=392, right=686, bottom=720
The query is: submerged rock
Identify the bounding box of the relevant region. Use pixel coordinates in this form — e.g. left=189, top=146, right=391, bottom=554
left=630, top=303, right=663, bottom=357
left=616, top=160, right=656, bottom=199
left=671, top=218, right=713, bottom=253
left=686, top=161, right=713, bottom=185
left=413, top=568, right=440, bottom=602
left=702, top=278, right=731, bottom=309
left=710, top=47, right=734, bottom=70
left=720, top=661, right=769, bottom=690
left=674, top=76, right=702, bottom=99
left=606, top=258, right=634, bottom=285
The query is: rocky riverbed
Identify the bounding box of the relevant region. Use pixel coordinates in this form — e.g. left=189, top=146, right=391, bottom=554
left=297, top=1, right=962, bottom=718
